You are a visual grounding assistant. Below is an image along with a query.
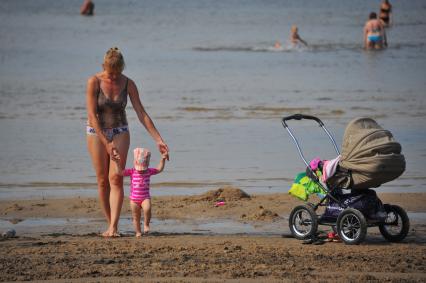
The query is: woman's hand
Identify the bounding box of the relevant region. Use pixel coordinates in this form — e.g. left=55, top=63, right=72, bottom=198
left=157, top=141, right=169, bottom=161
left=106, top=142, right=121, bottom=162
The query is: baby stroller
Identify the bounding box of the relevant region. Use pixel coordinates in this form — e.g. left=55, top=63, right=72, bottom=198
left=282, top=114, right=410, bottom=245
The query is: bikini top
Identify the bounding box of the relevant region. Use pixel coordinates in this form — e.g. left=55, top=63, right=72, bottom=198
left=96, top=76, right=128, bottom=128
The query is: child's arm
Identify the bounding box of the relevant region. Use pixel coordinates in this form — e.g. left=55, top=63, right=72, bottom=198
left=156, top=154, right=167, bottom=173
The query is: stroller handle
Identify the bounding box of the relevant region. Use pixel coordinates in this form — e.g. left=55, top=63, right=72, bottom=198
left=282, top=114, right=324, bottom=128
left=281, top=114, right=340, bottom=167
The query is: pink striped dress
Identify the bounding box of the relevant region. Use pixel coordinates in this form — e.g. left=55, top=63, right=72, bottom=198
left=124, top=168, right=159, bottom=204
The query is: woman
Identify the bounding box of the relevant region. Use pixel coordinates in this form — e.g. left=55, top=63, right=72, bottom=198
left=379, top=0, right=392, bottom=27
left=363, top=12, right=387, bottom=50
left=86, top=47, right=169, bottom=237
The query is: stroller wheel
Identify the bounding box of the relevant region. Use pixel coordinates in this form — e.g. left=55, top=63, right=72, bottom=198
left=336, top=208, right=367, bottom=245
left=289, top=204, right=318, bottom=240
left=379, top=204, right=410, bottom=242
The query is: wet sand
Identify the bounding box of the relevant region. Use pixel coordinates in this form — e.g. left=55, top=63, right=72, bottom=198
left=1, top=233, right=425, bottom=282
left=1, top=187, right=426, bottom=282
left=1, top=187, right=425, bottom=221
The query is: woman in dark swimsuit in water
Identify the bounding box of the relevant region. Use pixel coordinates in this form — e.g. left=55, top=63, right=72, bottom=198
left=379, top=0, right=392, bottom=27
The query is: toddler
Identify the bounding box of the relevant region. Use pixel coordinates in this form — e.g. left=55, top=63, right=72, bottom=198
left=117, top=147, right=166, bottom=237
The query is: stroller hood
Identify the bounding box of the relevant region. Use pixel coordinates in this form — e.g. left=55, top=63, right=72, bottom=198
left=329, top=117, right=405, bottom=189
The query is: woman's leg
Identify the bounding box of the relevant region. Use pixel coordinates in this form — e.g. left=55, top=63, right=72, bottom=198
left=130, top=201, right=142, bottom=237
left=87, top=135, right=111, bottom=232
left=141, top=198, right=152, bottom=233
left=108, top=132, right=130, bottom=235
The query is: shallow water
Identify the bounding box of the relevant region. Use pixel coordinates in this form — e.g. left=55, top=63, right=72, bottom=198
left=0, top=217, right=289, bottom=237
left=0, top=0, right=426, bottom=200
left=2, top=212, right=426, bottom=237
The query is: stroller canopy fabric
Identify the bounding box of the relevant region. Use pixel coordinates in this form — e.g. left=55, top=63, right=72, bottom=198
left=329, top=117, right=405, bottom=190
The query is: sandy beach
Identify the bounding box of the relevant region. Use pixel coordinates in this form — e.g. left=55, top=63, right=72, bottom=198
left=1, top=187, right=426, bottom=282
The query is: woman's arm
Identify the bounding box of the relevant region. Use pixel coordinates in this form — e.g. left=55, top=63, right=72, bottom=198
left=382, top=26, right=388, bottom=47
left=128, top=79, right=169, bottom=159
left=363, top=24, right=368, bottom=49
left=86, top=76, right=120, bottom=161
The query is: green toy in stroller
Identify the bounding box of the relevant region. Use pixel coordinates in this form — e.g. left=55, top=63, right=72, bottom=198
left=282, top=114, right=410, bottom=245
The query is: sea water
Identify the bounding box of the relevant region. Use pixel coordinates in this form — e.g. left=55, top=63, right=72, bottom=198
left=0, top=0, right=425, bottom=200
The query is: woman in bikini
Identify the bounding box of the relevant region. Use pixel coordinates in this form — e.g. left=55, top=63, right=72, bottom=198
left=379, top=0, right=392, bottom=27
left=86, top=47, right=169, bottom=237
left=363, top=12, right=387, bottom=50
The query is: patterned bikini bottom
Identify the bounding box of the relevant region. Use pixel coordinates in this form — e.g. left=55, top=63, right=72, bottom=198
left=86, top=125, right=129, bottom=141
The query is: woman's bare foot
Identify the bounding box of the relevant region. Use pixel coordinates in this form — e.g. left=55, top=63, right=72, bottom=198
left=101, top=229, right=120, bottom=237
left=101, top=229, right=113, bottom=237
left=135, top=232, right=142, bottom=238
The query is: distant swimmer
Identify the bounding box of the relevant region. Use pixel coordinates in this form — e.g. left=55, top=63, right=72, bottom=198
left=289, top=25, right=308, bottom=47
left=80, top=0, right=94, bottom=16
left=364, top=12, right=387, bottom=50
left=274, top=40, right=282, bottom=49
left=379, top=0, right=392, bottom=27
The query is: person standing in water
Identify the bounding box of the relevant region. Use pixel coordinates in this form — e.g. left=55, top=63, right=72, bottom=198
left=289, top=25, right=308, bottom=47
left=379, top=0, right=393, bottom=27
left=80, top=0, right=95, bottom=16
left=86, top=47, right=169, bottom=237
left=364, top=12, right=387, bottom=50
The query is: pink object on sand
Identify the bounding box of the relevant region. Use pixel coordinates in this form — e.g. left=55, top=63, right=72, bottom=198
left=215, top=201, right=225, bottom=207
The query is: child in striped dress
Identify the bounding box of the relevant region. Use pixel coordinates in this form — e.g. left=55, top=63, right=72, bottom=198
left=117, top=148, right=166, bottom=237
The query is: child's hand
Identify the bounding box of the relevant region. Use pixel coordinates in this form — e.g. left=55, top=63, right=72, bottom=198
left=161, top=153, right=168, bottom=160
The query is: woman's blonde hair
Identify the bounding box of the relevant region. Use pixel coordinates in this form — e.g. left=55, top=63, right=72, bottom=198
left=103, top=47, right=125, bottom=72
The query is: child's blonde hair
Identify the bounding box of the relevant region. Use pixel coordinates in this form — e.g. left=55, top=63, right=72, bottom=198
left=291, top=25, right=298, bottom=33
left=103, top=47, right=125, bottom=72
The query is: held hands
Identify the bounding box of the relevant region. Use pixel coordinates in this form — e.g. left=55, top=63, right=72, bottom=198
left=157, top=140, right=170, bottom=161
left=106, top=142, right=121, bottom=162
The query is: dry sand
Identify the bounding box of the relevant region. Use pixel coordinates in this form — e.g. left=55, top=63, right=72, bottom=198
left=1, top=187, right=426, bottom=282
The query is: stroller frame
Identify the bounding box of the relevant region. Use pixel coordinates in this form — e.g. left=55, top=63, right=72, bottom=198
left=282, top=114, right=410, bottom=245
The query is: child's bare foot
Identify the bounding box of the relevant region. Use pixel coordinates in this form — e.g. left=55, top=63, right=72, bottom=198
left=144, top=226, right=150, bottom=234
left=135, top=232, right=142, bottom=238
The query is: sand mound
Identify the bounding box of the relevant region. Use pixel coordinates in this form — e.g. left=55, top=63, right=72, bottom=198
left=192, top=186, right=251, bottom=202
left=241, top=206, right=280, bottom=221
